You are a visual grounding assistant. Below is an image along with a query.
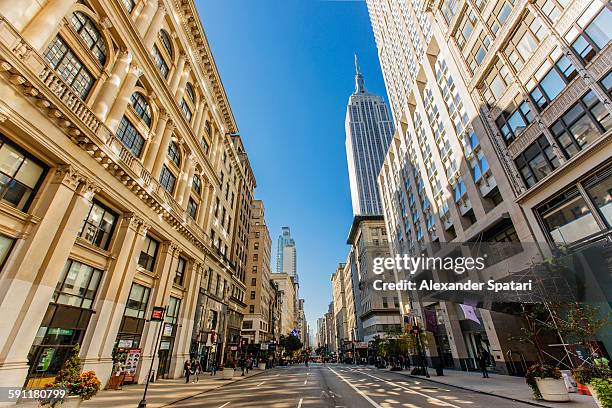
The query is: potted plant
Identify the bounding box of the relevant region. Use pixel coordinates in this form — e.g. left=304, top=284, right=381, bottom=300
left=526, top=364, right=569, bottom=402
left=572, top=366, right=593, bottom=395
left=572, top=364, right=612, bottom=408
left=40, top=345, right=101, bottom=407
left=220, top=361, right=235, bottom=379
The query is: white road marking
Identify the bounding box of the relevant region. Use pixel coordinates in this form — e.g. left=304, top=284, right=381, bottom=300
left=257, top=381, right=265, bottom=386
left=217, top=403, right=230, bottom=408
left=297, top=397, right=303, bottom=408
left=349, top=368, right=462, bottom=408
left=328, top=367, right=382, bottom=408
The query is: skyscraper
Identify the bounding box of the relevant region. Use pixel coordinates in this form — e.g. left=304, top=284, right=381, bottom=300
left=345, top=54, right=394, bottom=215
left=276, top=226, right=296, bottom=277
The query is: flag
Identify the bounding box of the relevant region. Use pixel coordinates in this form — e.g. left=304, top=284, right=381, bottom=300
left=424, top=309, right=438, bottom=333
left=460, top=304, right=480, bottom=325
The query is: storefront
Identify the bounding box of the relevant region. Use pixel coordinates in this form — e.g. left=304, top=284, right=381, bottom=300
left=157, top=296, right=180, bottom=379
left=26, top=260, right=102, bottom=387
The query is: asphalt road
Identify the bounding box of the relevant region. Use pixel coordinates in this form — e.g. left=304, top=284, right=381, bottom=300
left=170, top=364, right=535, bottom=408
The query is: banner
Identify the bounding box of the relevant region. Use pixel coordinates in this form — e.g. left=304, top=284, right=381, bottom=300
left=459, top=304, right=481, bottom=325
left=424, top=309, right=438, bottom=333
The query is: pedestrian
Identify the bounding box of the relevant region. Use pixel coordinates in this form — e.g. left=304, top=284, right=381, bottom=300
left=240, top=357, right=246, bottom=376
left=184, top=360, right=191, bottom=383
left=192, top=360, right=201, bottom=383
left=210, top=361, right=217, bottom=376
left=477, top=352, right=489, bottom=378
left=246, top=356, right=252, bottom=373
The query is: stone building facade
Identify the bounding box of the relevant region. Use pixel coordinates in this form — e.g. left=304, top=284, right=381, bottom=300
left=0, top=0, right=254, bottom=391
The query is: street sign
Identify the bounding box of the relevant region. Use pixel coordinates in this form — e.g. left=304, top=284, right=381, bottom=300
left=151, top=307, right=165, bottom=321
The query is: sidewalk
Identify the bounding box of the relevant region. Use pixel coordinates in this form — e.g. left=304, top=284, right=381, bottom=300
left=17, top=368, right=266, bottom=408
left=391, top=368, right=598, bottom=408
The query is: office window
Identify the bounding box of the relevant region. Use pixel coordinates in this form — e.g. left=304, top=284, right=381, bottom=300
left=585, top=171, right=612, bottom=227
left=124, top=283, right=150, bottom=319
left=79, top=201, right=116, bottom=249
left=180, top=99, right=193, bottom=122
left=496, top=101, right=534, bottom=144
left=116, top=116, right=144, bottom=157
left=536, top=0, right=570, bottom=22
left=243, top=320, right=253, bottom=329
left=130, top=92, right=152, bottom=127
left=529, top=56, right=576, bottom=110
left=200, top=138, right=210, bottom=154
left=514, top=135, right=559, bottom=187
left=167, top=142, right=181, bottom=167
left=250, top=291, right=255, bottom=300
left=504, top=12, right=546, bottom=70
left=185, top=83, right=196, bottom=103
left=174, top=257, right=186, bottom=286
left=468, top=31, right=492, bottom=72
left=249, top=305, right=255, bottom=313
left=251, top=278, right=256, bottom=286
left=187, top=198, right=197, bottom=220
left=159, top=165, right=176, bottom=193
left=488, top=0, right=515, bottom=35
left=192, top=175, right=201, bottom=195
left=152, top=45, right=169, bottom=78
left=0, top=137, right=45, bottom=211
left=441, top=0, right=460, bottom=24
left=159, top=30, right=173, bottom=58
left=121, top=0, right=136, bottom=12
left=550, top=90, right=611, bottom=158
left=44, top=36, right=94, bottom=100
left=0, top=234, right=14, bottom=271
left=566, top=4, right=612, bottom=65
left=138, top=235, right=158, bottom=272
left=483, top=60, right=512, bottom=104
left=456, top=6, right=477, bottom=50
left=53, top=260, right=102, bottom=309
left=69, top=11, right=107, bottom=65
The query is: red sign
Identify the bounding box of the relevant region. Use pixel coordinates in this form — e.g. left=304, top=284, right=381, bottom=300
left=151, top=307, right=165, bottom=321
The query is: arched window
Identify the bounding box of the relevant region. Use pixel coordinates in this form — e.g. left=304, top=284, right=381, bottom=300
left=160, top=30, right=173, bottom=58
left=167, top=141, right=181, bottom=167
left=69, top=11, right=107, bottom=65
left=130, top=92, right=152, bottom=126
left=44, top=36, right=94, bottom=100
left=185, top=83, right=196, bottom=103
left=192, top=175, right=201, bottom=195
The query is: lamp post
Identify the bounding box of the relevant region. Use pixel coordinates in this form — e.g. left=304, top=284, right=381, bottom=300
left=138, top=306, right=166, bottom=408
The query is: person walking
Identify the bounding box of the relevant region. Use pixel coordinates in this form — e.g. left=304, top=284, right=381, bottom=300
left=477, top=352, right=489, bottom=378
left=184, top=360, right=191, bottom=383
left=210, top=361, right=217, bottom=376
left=192, top=360, right=201, bottom=383
left=240, top=357, right=246, bottom=376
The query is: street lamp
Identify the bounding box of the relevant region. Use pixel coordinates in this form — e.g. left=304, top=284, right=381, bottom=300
left=138, top=306, right=166, bottom=408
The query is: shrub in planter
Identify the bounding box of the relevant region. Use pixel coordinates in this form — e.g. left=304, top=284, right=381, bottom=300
left=589, top=378, right=612, bottom=408
left=525, top=364, right=562, bottom=399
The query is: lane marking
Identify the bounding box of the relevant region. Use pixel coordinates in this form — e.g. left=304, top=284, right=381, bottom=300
left=297, top=397, right=303, bottom=408
left=348, top=368, right=462, bottom=408
left=257, top=381, right=265, bottom=386
left=217, top=403, right=230, bottom=408
left=328, top=367, right=382, bottom=408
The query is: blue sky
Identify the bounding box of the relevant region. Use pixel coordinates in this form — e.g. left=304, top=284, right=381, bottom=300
left=196, top=0, right=389, bottom=341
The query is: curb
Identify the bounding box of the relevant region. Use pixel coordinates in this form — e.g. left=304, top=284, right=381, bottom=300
left=161, top=369, right=268, bottom=407
left=388, top=370, right=563, bottom=408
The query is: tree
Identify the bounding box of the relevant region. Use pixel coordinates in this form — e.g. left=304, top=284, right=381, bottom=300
left=279, top=334, right=303, bottom=354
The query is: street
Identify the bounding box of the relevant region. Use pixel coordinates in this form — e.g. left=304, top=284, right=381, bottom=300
left=171, top=364, right=536, bottom=408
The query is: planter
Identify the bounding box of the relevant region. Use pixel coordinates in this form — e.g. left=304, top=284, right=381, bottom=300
left=536, top=378, right=570, bottom=402
left=221, top=368, right=234, bottom=379
left=60, top=396, right=83, bottom=408
left=258, top=363, right=266, bottom=370
left=586, top=385, right=604, bottom=408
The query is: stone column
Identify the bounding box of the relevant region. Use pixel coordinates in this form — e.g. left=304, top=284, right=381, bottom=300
left=134, top=242, right=179, bottom=383
left=144, top=109, right=169, bottom=171
left=151, top=120, right=175, bottom=178
left=0, top=0, right=40, bottom=32
left=106, top=64, right=143, bottom=133
left=135, top=0, right=157, bottom=35
left=174, top=63, right=191, bottom=103
left=0, top=167, right=96, bottom=388
left=177, top=156, right=196, bottom=208
left=143, top=1, right=166, bottom=50
left=169, top=52, right=186, bottom=95
left=92, top=50, right=132, bottom=121
left=193, top=99, right=206, bottom=136
left=21, top=0, right=77, bottom=51
left=169, top=261, right=201, bottom=377
left=199, top=183, right=215, bottom=231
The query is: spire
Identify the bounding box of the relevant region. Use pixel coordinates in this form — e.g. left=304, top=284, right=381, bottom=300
left=354, top=52, right=366, bottom=94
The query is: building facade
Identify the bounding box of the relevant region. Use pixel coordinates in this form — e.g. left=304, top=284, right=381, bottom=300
left=331, top=264, right=348, bottom=351
left=369, top=0, right=611, bottom=372
left=270, top=272, right=297, bottom=337
left=0, top=0, right=254, bottom=391
left=345, top=55, right=395, bottom=216
left=324, top=302, right=337, bottom=353
left=276, top=226, right=296, bottom=276
left=347, top=216, right=401, bottom=342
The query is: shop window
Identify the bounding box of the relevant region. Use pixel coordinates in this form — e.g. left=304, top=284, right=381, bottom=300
left=550, top=90, right=611, bottom=158
left=0, top=137, right=45, bottom=211
left=53, top=260, right=103, bottom=309
left=585, top=170, right=612, bottom=228
left=79, top=201, right=116, bottom=249
left=138, top=235, right=158, bottom=272
left=44, top=36, right=94, bottom=100
left=116, top=116, right=144, bottom=157
left=539, top=188, right=600, bottom=244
